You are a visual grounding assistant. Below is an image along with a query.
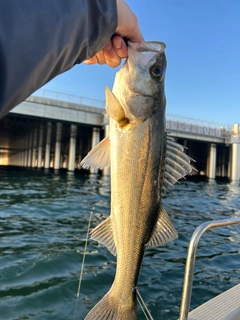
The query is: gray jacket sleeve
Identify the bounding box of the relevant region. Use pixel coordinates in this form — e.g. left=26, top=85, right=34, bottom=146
left=0, top=0, right=117, bottom=119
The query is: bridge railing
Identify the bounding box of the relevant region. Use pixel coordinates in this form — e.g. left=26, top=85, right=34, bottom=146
left=32, top=89, right=232, bottom=139
left=166, top=114, right=231, bottom=139
left=33, top=88, right=105, bottom=109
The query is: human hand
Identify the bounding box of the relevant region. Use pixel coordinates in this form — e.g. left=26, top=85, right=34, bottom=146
left=84, top=0, right=143, bottom=68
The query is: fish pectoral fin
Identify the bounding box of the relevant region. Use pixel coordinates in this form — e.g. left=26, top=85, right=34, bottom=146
left=146, top=206, right=178, bottom=247
left=90, top=216, right=117, bottom=256
left=80, top=136, right=110, bottom=169
left=105, top=86, right=129, bottom=126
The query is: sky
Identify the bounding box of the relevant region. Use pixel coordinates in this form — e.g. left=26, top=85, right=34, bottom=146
left=37, top=0, right=240, bottom=126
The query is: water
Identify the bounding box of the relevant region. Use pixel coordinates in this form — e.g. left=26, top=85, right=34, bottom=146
left=0, top=167, right=240, bottom=320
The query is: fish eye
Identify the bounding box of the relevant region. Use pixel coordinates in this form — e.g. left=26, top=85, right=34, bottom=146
left=150, top=65, right=163, bottom=80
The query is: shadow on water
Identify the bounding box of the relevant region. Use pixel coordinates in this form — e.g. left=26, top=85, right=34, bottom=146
left=0, top=166, right=240, bottom=319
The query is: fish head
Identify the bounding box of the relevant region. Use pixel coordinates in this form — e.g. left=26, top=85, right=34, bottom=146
left=112, top=41, right=167, bottom=122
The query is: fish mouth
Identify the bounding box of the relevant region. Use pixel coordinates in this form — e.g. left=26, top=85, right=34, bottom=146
left=137, top=41, right=166, bottom=53
left=128, top=41, right=166, bottom=53
left=126, top=41, right=166, bottom=67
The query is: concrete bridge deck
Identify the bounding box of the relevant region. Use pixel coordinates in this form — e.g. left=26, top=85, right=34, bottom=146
left=10, top=95, right=104, bottom=126
left=10, top=95, right=233, bottom=142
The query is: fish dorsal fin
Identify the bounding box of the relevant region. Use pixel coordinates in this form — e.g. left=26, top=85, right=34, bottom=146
left=90, top=217, right=116, bottom=256
left=80, top=136, right=110, bottom=169
left=146, top=206, right=178, bottom=247
left=105, top=86, right=128, bottom=126
left=163, top=136, right=197, bottom=190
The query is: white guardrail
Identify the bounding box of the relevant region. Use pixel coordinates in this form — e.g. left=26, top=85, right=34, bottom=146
left=32, top=89, right=233, bottom=139
left=33, top=88, right=105, bottom=109
left=166, top=115, right=231, bottom=139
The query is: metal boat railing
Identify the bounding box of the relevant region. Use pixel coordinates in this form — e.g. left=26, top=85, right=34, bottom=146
left=179, top=218, right=240, bottom=320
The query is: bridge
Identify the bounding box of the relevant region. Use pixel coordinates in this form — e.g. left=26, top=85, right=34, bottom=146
left=1, top=90, right=240, bottom=180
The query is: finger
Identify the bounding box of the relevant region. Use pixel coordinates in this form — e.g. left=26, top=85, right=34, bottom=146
left=103, top=40, right=121, bottom=68
left=95, top=50, right=106, bottom=65
left=112, top=36, right=128, bottom=59
left=84, top=56, right=98, bottom=65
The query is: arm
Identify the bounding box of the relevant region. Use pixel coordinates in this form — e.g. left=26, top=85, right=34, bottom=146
left=0, top=0, right=117, bottom=118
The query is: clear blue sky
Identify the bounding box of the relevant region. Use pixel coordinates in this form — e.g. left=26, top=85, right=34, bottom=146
left=39, top=0, right=240, bottom=126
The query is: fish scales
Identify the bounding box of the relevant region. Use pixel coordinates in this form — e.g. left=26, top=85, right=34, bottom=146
left=110, top=118, right=165, bottom=296
left=81, top=41, right=195, bottom=319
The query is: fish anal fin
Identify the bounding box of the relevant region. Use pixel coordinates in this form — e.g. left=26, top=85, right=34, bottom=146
left=105, top=86, right=129, bottom=127
left=146, top=207, right=178, bottom=247
left=90, top=217, right=117, bottom=256
left=80, top=136, right=110, bottom=169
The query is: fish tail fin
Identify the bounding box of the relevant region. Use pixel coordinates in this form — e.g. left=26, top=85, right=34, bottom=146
left=84, top=291, right=137, bottom=320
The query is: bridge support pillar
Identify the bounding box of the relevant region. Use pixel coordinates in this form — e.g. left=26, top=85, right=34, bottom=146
left=16, top=153, right=21, bottom=166
left=27, top=133, right=32, bottom=167
left=54, top=123, right=62, bottom=170
left=23, top=150, right=27, bottom=167
left=17, top=153, right=20, bottom=166
left=207, top=143, right=216, bottom=179
left=27, top=151, right=31, bottom=167
left=90, top=127, right=100, bottom=174
left=37, top=125, right=44, bottom=168
left=32, top=129, right=38, bottom=167
left=68, top=124, right=77, bottom=171
left=19, top=152, right=24, bottom=166
left=31, top=149, right=36, bottom=167
left=19, top=153, right=22, bottom=166
left=20, top=152, right=23, bottom=166
left=17, top=152, right=21, bottom=166
left=231, top=143, right=240, bottom=181
left=103, top=124, right=110, bottom=176
left=23, top=137, right=28, bottom=167
left=44, top=122, right=52, bottom=169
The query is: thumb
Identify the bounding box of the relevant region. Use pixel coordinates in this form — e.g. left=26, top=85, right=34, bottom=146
left=115, top=0, right=144, bottom=42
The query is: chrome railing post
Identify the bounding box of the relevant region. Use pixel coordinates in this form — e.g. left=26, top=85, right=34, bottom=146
left=179, top=218, right=240, bottom=320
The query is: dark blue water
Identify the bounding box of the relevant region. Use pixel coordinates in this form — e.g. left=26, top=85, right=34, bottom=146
left=0, top=167, right=240, bottom=320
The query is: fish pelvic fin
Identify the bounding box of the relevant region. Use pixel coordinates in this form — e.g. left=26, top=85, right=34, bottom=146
left=163, top=136, right=197, bottom=191
left=90, top=217, right=117, bottom=256
left=146, top=206, right=178, bottom=247
left=105, top=86, right=129, bottom=127
left=80, top=136, right=110, bottom=169
left=84, top=292, right=137, bottom=320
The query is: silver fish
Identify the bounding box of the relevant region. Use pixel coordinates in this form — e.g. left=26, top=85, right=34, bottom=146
left=81, top=41, right=194, bottom=319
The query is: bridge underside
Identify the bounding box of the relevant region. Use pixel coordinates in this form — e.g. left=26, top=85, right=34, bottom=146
left=176, top=138, right=230, bottom=179
left=0, top=113, right=102, bottom=170
left=0, top=113, right=232, bottom=180
left=0, top=95, right=239, bottom=179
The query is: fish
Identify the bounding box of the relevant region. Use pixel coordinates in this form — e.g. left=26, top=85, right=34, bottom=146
left=81, top=41, right=195, bottom=319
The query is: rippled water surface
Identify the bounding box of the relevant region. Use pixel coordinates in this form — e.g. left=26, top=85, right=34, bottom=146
left=0, top=167, right=240, bottom=320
